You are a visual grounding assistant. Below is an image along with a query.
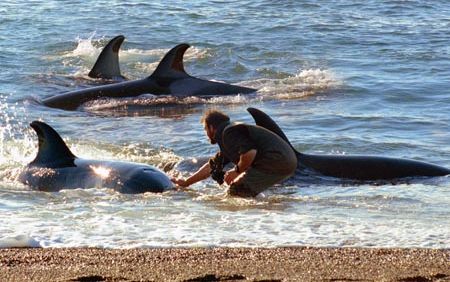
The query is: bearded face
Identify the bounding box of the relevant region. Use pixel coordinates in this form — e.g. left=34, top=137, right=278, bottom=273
left=204, top=124, right=216, bottom=144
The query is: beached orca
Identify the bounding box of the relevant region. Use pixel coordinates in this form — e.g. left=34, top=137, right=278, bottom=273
left=42, top=44, right=256, bottom=110
left=88, top=35, right=126, bottom=80
left=247, top=108, right=450, bottom=181
left=19, top=121, right=173, bottom=193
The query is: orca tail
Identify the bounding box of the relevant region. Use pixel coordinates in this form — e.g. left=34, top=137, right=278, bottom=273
left=149, top=43, right=190, bottom=79
left=29, top=121, right=76, bottom=168
left=88, top=35, right=126, bottom=80
left=247, top=107, right=300, bottom=155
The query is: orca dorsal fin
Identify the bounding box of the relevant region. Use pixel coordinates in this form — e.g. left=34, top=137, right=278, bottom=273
left=247, top=107, right=299, bottom=154
left=150, top=43, right=190, bottom=78
left=88, top=35, right=125, bottom=80
left=29, top=121, right=76, bottom=168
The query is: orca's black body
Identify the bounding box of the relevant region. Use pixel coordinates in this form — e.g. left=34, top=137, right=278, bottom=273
left=247, top=108, right=450, bottom=181
left=19, top=121, right=173, bottom=193
left=42, top=44, right=256, bottom=110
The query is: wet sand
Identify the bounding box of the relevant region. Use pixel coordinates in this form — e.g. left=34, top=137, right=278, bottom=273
left=0, top=247, right=449, bottom=281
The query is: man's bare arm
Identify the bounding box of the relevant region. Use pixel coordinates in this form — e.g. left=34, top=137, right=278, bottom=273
left=224, top=149, right=257, bottom=185
left=171, top=161, right=212, bottom=187
left=236, top=149, right=257, bottom=173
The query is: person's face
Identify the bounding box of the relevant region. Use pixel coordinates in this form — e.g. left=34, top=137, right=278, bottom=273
left=204, top=123, right=216, bottom=144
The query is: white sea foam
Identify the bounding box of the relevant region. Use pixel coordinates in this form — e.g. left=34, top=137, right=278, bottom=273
left=248, top=68, right=342, bottom=99
left=1, top=163, right=449, bottom=249
left=0, top=235, right=41, bottom=248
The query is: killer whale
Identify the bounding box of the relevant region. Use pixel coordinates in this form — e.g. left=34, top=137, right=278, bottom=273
left=42, top=44, right=256, bottom=110
left=247, top=107, right=450, bottom=181
left=19, top=121, right=173, bottom=193
left=88, top=35, right=126, bottom=80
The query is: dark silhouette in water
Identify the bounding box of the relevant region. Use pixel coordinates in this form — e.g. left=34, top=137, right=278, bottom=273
left=19, top=121, right=173, bottom=193
left=88, top=35, right=126, bottom=80
left=42, top=43, right=256, bottom=110
left=247, top=107, right=450, bottom=181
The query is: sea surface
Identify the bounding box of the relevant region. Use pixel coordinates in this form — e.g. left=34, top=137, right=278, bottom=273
left=0, top=0, right=449, bottom=248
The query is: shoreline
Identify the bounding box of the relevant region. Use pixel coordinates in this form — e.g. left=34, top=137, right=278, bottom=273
left=0, top=247, right=448, bottom=281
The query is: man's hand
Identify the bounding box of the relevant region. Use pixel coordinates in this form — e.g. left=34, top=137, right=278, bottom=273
left=171, top=177, right=190, bottom=188
left=224, top=169, right=240, bottom=185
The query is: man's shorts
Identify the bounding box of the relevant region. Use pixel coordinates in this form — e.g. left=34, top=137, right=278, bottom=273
left=227, top=167, right=294, bottom=197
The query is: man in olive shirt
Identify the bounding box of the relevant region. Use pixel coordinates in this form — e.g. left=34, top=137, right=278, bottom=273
left=171, top=110, right=297, bottom=197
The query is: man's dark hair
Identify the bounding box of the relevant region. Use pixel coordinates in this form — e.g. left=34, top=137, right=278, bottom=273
left=201, top=110, right=230, bottom=129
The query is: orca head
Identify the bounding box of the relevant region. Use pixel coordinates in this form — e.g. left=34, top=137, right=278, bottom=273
left=121, top=166, right=173, bottom=194
left=29, top=121, right=76, bottom=168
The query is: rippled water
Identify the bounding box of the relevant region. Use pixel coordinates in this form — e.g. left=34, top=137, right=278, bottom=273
left=0, top=0, right=449, bottom=248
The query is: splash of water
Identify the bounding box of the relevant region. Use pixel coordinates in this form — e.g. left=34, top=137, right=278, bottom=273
left=71, top=32, right=100, bottom=58
left=0, top=95, right=35, bottom=169
left=249, top=68, right=341, bottom=99
left=0, top=94, right=37, bottom=186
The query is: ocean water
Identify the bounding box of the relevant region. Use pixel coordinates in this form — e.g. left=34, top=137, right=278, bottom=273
left=0, top=0, right=449, bottom=248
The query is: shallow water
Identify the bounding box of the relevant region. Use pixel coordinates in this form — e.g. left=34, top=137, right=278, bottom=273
left=0, top=0, right=449, bottom=248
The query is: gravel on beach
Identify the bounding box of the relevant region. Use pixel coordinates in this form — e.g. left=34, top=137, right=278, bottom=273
left=0, top=247, right=449, bottom=281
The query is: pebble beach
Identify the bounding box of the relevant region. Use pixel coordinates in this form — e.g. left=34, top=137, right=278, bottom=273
left=1, top=247, right=449, bottom=281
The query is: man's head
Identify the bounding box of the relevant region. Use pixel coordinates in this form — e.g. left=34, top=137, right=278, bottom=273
left=201, top=110, right=230, bottom=144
